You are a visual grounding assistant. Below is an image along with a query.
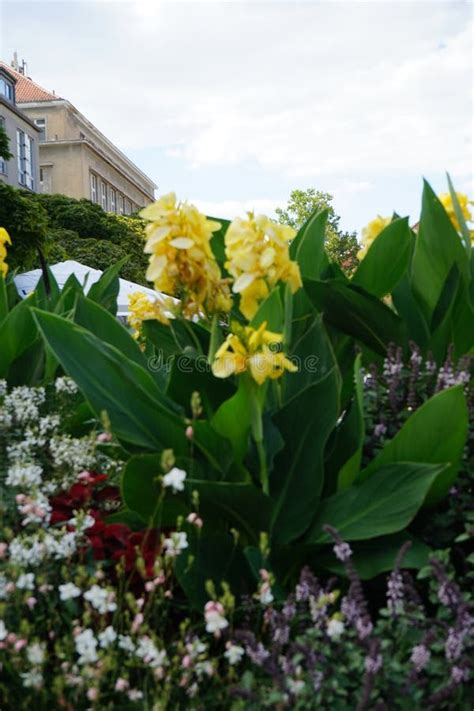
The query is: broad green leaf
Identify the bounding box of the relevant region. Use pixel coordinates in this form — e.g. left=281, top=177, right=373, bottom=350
left=336, top=353, right=365, bottom=490
left=74, top=294, right=146, bottom=368
left=209, top=215, right=230, bottom=272
left=270, top=368, right=340, bottom=544
left=166, top=356, right=234, bottom=415
left=316, top=533, right=431, bottom=580
left=34, top=266, right=61, bottom=309
left=211, top=378, right=252, bottom=462
left=186, top=479, right=272, bottom=542
left=33, top=309, right=187, bottom=453
left=0, top=277, right=7, bottom=322
left=250, top=287, right=283, bottom=332
left=290, top=209, right=330, bottom=279
left=87, top=256, right=128, bottom=314
left=447, top=172, right=471, bottom=254
left=304, top=278, right=405, bottom=355
left=121, top=454, right=189, bottom=524
left=360, top=386, right=468, bottom=505
left=0, top=295, right=38, bottom=378
left=284, top=313, right=339, bottom=403
left=308, top=461, right=447, bottom=544
left=391, top=275, right=430, bottom=350
left=351, top=218, right=412, bottom=297
left=411, top=180, right=468, bottom=320
left=174, top=528, right=252, bottom=609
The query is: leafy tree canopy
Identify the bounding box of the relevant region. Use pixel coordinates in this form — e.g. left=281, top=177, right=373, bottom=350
left=276, top=188, right=359, bottom=272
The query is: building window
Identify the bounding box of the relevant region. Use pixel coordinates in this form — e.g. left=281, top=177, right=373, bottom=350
left=90, top=172, right=97, bottom=203
left=125, top=199, right=132, bottom=215
left=0, top=117, right=7, bottom=175
left=16, top=130, right=35, bottom=190
left=118, top=194, right=124, bottom=215
left=101, top=181, right=107, bottom=210
left=34, top=118, right=46, bottom=142
left=110, top=188, right=116, bottom=213
left=0, top=76, right=14, bottom=103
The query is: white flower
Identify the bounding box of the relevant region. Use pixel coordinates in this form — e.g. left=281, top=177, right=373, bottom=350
left=162, top=466, right=187, bottom=493
left=55, top=376, right=78, bottom=395
left=118, top=634, right=135, bottom=654
left=204, top=601, right=229, bottom=636
left=59, top=582, right=81, bottom=601
left=135, top=637, right=167, bottom=668
left=258, top=581, right=274, bottom=606
left=75, top=629, right=98, bottom=665
left=4, top=386, right=45, bottom=424
left=84, top=585, right=117, bottom=614
left=163, top=531, right=188, bottom=557
left=287, top=678, right=305, bottom=695
left=128, top=690, right=144, bottom=701
left=21, top=670, right=43, bottom=689
left=49, top=435, right=95, bottom=475
left=16, top=572, right=35, bottom=590
left=0, top=619, right=8, bottom=641
left=224, top=642, right=245, bottom=665
left=0, top=379, right=7, bottom=397
left=68, top=513, right=95, bottom=533
left=327, top=618, right=345, bottom=640
left=6, top=462, right=43, bottom=488
left=98, top=626, right=117, bottom=649
left=27, top=642, right=45, bottom=666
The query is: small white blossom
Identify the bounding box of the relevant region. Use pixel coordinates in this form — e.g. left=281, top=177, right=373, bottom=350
left=75, top=629, right=98, bottom=665
left=68, top=513, right=95, bottom=533
left=204, top=601, right=229, bottom=636
left=0, top=619, right=8, bottom=640
left=118, top=635, right=135, bottom=654
left=135, top=637, right=167, bottom=668
left=16, top=572, right=35, bottom=590
left=59, top=582, right=82, bottom=601
left=27, top=642, right=46, bottom=666
left=55, top=377, right=78, bottom=395
left=258, top=582, right=274, bottom=606
left=6, top=462, right=43, bottom=488
left=224, top=642, right=245, bottom=665
left=84, top=585, right=117, bottom=614
left=21, top=670, right=43, bottom=689
left=163, top=531, right=188, bottom=558
left=327, top=618, right=345, bottom=640
left=98, top=626, right=117, bottom=649
left=162, top=466, right=187, bottom=493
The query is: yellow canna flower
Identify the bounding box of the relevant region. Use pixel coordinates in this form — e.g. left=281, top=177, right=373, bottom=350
left=140, top=193, right=231, bottom=319
left=225, top=213, right=302, bottom=320
left=212, top=321, right=297, bottom=385
left=127, top=291, right=172, bottom=338
left=357, top=215, right=392, bottom=261
left=438, top=191, right=473, bottom=234
left=0, top=227, right=12, bottom=278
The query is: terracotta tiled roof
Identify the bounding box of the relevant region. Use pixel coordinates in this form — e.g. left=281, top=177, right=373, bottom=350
left=0, top=61, right=61, bottom=102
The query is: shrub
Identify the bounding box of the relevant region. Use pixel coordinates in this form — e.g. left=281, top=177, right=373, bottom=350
left=0, top=183, right=49, bottom=271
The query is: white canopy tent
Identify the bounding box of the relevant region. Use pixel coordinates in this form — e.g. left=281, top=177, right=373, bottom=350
left=14, top=260, right=168, bottom=317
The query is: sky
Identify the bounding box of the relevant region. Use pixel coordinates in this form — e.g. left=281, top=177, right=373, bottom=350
left=0, top=0, right=472, bottom=234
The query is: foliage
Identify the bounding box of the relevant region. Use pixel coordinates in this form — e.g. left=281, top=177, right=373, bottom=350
left=0, top=381, right=472, bottom=708
left=276, top=188, right=359, bottom=272
left=0, top=183, right=49, bottom=271
left=3, top=187, right=148, bottom=283
left=0, top=122, right=12, bottom=161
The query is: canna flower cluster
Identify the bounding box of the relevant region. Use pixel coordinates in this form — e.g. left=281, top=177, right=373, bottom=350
left=438, top=191, right=473, bottom=240
left=140, top=192, right=231, bottom=319
left=224, top=212, right=302, bottom=319
left=357, top=215, right=392, bottom=261
left=127, top=291, right=172, bottom=337
left=212, top=320, right=297, bottom=385
left=0, top=227, right=11, bottom=277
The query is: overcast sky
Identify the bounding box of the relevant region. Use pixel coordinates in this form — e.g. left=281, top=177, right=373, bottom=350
left=0, top=0, right=472, bottom=233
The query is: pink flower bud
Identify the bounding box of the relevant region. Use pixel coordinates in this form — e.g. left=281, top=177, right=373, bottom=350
left=185, top=425, right=194, bottom=440
left=14, top=639, right=27, bottom=651
left=131, top=613, right=144, bottom=633
left=182, top=654, right=192, bottom=668
left=87, top=688, right=99, bottom=701
left=186, top=512, right=203, bottom=528
left=26, top=597, right=37, bottom=609
left=15, top=494, right=26, bottom=504
left=145, top=581, right=155, bottom=593
left=0, top=542, right=8, bottom=558
left=96, top=432, right=112, bottom=443
left=115, top=678, right=129, bottom=692
left=259, top=568, right=270, bottom=582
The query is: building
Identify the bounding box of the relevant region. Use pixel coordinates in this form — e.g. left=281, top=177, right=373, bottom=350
left=0, top=57, right=156, bottom=213
left=0, top=63, right=41, bottom=191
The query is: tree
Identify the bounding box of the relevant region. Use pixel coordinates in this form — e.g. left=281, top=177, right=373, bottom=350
left=0, top=123, right=12, bottom=161
left=276, top=188, right=359, bottom=273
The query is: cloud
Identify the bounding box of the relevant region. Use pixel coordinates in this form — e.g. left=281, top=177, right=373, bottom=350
left=190, top=198, right=282, bottom=220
